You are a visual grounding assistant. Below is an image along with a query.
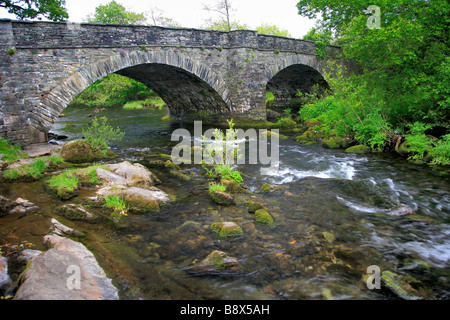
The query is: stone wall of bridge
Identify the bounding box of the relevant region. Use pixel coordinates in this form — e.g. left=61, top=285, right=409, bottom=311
left=0, top=19, right=346, bottom=145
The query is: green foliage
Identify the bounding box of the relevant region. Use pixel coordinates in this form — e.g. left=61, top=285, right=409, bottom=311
left=104, top=194, right=128, bottom=213
left=0, top=137, right=28, bottom=163
left=256, top=24, right=291, bottom=37
left=7, top=48, right=15, bottom=56
left=295, top=0, right=450, bottom=163
left=2, top=158, right=48, bottom=181
left=0, top=0, right=68, bottom=21
left=48, top=171, right=79, bottom=192
left=86, top=0, right=146, bottom=25
left=70, top=74, right=157, bottom=107
left=82, top=117, right=124, bottom=153
left=428, top=134, right=450, bottom=165
left=208, top=182, right=226, bottom=194
left=203, top=19, right=250, bottom=31
left=303, top=27, right=333, bottom=59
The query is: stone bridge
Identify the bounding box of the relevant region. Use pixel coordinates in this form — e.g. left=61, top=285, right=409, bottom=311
left=0, top=19, right=348, bottom=145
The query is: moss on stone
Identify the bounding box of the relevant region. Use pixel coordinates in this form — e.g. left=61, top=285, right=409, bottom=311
left=321, top=136, right=352, bottom=149
left=381, top=270, right=432, bottom=300
left=164, top=160, right=181, bottom=170
left=244, top=200, right=265, bottom=213
left=345, top=145, right=372, bottom=154
left=261, top=183, right=272, bottom=193
left=210, top=222, right=243, bottom=238
left=210, top=190, right=235, bottom=206
left=169, top=170, right=191, bottom=181
left=261, top=130, right=288, bottom=140
left=254, top=209, right=274, bottom=225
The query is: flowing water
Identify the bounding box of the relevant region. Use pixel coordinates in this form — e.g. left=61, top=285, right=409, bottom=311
left=1, top=105, right=449, bottom=300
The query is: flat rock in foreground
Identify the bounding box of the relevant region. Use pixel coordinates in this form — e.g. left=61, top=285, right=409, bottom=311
left=14, top=227, right=119, bottom=300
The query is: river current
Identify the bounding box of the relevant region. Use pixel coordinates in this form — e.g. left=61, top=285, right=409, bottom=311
left=2, top=105, right=449, bottom=300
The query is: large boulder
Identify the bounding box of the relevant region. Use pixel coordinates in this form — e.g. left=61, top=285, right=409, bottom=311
left=14, top=221, right=119, bottom=300
left=97, top=185, right=171, bottom=214
left=106, top=161, right=161, bottom=187
left=60, top=140, right=116, bottom=163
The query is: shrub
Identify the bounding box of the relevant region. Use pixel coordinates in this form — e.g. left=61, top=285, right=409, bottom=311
left=208, top=183, right=226, bottom=194
left=82, top=117, right=124, bottom=153
left=428, top=134, right=450, bottom=165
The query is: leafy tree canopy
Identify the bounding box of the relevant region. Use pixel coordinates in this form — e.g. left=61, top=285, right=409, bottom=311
left=0, top=0, right=68, bottom=21
left=256, top=24, right=291, bottom=38
left=86, top=0, right=146, bottom=25
left=298, top=0, right=450, bottom=129
left=203, top=18, right=249, bottom=31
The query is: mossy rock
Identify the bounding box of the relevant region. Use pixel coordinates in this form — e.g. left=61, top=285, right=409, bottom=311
left=261, top=183, right=272, bottom=193
left=345, top=145, right=372, bottom=154
left=321, top=136, right=352, bottom=149
left=60, top=140, right=116, bottom=163
left=396, top=141, right=410, bottom=156
left=164, top=160, right=181, bottom=170
left=296, top=128, right=328, bottom=144
left=260, top=130, right=288, bottom=140
left=220, top=179, right=247, bottom=193
left=381, top=270, right=433, bottom=300
left=210, top=190, right=235, bottom=206
left=244, top=200, right=266, bottom=213
left=210, top=222, right=243, bottom=238
left=55, top=204, right=98, bottom=222
left=254, top=209, right=275, bottom=225
left=186, top=250, right=241, bottom=274
left=49, top=184, right=78, bottom=200
left=170, top=170, right=191, bottom=181
left=304, top=119, right=322, bottom=129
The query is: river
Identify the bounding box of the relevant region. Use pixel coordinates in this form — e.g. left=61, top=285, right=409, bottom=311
left=2, top=104, right=449, bottom=300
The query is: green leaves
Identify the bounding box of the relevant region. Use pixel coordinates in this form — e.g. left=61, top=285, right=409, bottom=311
left=86, top=1, right=146, bottom=25
left=1, top=0, right=68, bottom=21
left=82, top=117, right=124, bottom=153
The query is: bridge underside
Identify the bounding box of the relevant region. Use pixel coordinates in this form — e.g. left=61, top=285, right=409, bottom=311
left=266, top=64, right=330, bottom=113
left=116, top=64, right=229, bottom=120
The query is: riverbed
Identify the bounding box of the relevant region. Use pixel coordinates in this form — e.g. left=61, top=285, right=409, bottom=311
left=1, top=104, right=449, bottom=300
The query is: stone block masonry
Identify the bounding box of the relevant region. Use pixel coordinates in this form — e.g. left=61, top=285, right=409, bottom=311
left=0, top=19, right=348, bottom=146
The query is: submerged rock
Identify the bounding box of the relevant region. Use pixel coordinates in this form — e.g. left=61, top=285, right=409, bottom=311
left=210, top=222, right=244, bottom=238
left=55, top=204, right=98, bottom=222
left=0, top=196, right=39, bottom=217
left=384, top=205, right=415, bottom=216
left=186, top=250, right=241, bottom=275
left=381, top=270, right=433, bottom=300
left=254, top=209, right=275, bottom=225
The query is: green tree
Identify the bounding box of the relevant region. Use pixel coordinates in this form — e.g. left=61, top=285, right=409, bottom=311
left=203, top=0, right=234, bottom=31
left=0, top=0, right=68, bottom=21
left=86, top=1, right=146, bottom=25
left=296, top=0, right=450, bottom=162
left=203, top=18, right=249, bottom=31
left=256, top=23, right=291, bottom=37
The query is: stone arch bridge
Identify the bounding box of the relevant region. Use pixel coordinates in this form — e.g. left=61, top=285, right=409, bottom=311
left=0, top=19, right=348, bottom=145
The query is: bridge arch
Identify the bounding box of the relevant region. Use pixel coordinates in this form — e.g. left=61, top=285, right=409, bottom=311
left=31, top=50, right=229, bottom=134
left=265, top=55, right=330, bottom=112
